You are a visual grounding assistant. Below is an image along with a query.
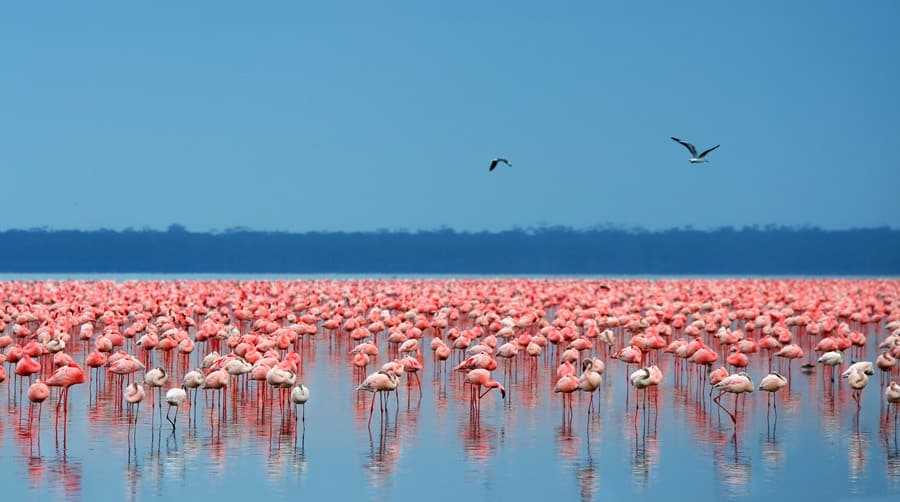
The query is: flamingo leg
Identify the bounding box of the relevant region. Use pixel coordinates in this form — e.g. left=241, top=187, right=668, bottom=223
left=713, top=391, right=736, bottom=424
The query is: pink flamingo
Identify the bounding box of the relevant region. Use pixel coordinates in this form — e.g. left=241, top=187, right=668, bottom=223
left=464, top=368, right=506, bottom=413
left=357, top=370, right=400, bottom=426
left=578, top=359, right=603, bottom=414
left=399, top=355, right=423, bottom=402
left=124, top=382, right=145, bottom=423
left=712, top=372, right=753, bottom=426
left=554, top=374, right=580, bottom=416
left=774, top=344, right=804, bottom=376
left=45, top=362, right=86, bottom=417
left=27, top=379, right=50, bottom=424
left=758, top=371, right=787, bottom=418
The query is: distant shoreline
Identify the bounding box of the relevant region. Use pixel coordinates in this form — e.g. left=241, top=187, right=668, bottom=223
left=1, top=226, right=898, bottom=274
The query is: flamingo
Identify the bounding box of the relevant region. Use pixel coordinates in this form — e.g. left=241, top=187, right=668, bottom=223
left=464, top=368, right=506, bottom=412
left=27, top=379, right=50, bottom=424
left=775, top=344, right=804, bottom=375
left=886, top=382, right=900, bottom=422
left=290, top=383, right=310, bottom=422
left=712, top=372, right=753, bottom=425
left=45, top=362, right=86, bottom=416
left=124, top=382, right=145, bottom=423
left=554, top=374, right=580, bottom=415
left=357, top=370, right=400, bottom=426
left=629, top=367, right=654, bottom=405
left=201, top=369, right=230, bottom=418
left=165, top=385, right=188, bottom=430
left=845, top=370, right=868, bottom=408
left=183, top=368, right=205, bottom=409
left=144, top=367, right=169, bottom=418
left=842, top=361, right=875, bottom=378
left=578, top=359, right=603, bottom=414
left=817, top=351, right=843, bottom=383
left=876, top=352, right=896, bottom=377
left=399, top=356, right=423, bottom=401
left=758, top=372, right=787, bottom=416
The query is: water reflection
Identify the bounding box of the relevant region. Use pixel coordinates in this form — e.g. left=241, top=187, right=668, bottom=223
left=884, top=430, right=900, bottom=489
left=461, top=415, right=496, bottom=469
left=713, top=435, right=752, bottom=498
left=576, top=436, right=600, bottom=502
left=125, top=434, right=142, bottom=502
left=848, top=429, right=871, bottom=493
left=760, top=433, right=785, bottom=480
left=364, top=414, right=401, bottom=490
left=35, top=450, right=83, bottom=502
left=1, top=279, right=900, bottom=500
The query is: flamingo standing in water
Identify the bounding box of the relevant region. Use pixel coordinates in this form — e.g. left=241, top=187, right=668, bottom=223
left=554, top=373, right=580, bottom=416
left=45, top=362, right=86, bottom=417
left=886, top=382, right=900, bottom=424
left=357, top=370, right=400, bottom=426
left=290, top=382, right=310, bottom=422
left=817, top=351, right=843, bottom=383
left=124, top=382, right=145, bottom=424
left=290, top=382, right=310, bottom=447
left=144, top=367, right=169, bottom=418
left=629, top=367, right=657, bottom=409
left=876, top=352, right=896, bottom=380
left=842, top=361, right=875, bottom=378
left=183, top=369, right=205, bottom=410
left=399, top=355, right=424, bottom=402
left=15, top=355, right=42, bottom=394
left=758, top=372, right=787, bottom=416
left=165, top=385, right=188, bottom=430
left=27, top=379, right=50, bottom=424
left=202, top=369, right=230, bottom=418
left=845, top=370, right=869, bottom=408
left=775, top=345, right=804, bottom=376
left=464, top=368, right=505, bottom=413
left=712, top=372, right=753, bottom=426
left=578, top=359, right=603, bottom=414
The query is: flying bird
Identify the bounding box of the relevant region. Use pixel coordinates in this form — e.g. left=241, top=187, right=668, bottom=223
left=671, top=137, right=720, bottom=163
left=489, top=158, right=511, bottom=172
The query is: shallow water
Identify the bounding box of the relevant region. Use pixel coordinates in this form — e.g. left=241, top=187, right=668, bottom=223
left=2, top=298, right=900, bottom=501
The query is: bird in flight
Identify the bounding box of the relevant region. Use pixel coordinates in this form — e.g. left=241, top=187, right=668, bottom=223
left=671, top=137, right=720, bottom=163
left=489, top=158, right=511, bottom=172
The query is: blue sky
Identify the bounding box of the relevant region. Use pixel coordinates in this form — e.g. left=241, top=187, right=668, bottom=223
left=2, top=1, right=898, bottom=232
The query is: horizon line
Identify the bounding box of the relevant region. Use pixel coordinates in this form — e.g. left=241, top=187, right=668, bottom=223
left=2, top=223, right=899, bottom=235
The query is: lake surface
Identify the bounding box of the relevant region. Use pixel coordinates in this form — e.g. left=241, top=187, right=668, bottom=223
left=1, top=278, right=899, bottom=501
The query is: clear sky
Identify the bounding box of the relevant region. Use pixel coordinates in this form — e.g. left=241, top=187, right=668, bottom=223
left=2, top=1, right=898, bottom=232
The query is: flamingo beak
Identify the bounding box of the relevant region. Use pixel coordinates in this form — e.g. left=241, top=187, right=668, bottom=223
left=500, top=388, right=506, bottom=399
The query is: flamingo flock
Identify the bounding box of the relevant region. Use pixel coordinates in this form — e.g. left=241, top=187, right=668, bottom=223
left=1, top=278, right=900, bottom=448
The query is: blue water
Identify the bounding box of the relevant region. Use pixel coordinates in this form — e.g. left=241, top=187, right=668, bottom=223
left=1, top=282, right=899, bottom=501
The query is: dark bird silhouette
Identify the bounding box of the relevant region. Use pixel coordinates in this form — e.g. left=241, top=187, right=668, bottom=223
left=489, top=158, right=511, bottom=172
left=670, top=137, right=720, bottom=163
